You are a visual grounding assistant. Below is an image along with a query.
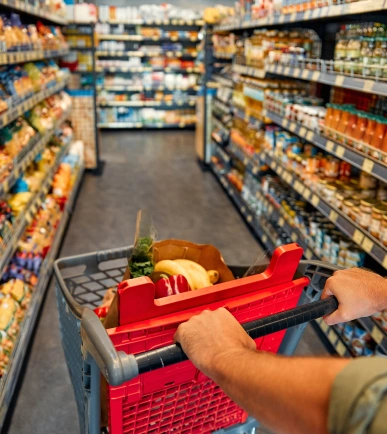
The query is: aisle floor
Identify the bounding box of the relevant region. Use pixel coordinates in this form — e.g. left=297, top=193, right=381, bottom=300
left=6, top=131, right=327, bottom=434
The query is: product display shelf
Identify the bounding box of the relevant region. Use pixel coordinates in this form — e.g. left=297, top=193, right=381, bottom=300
left=233, top=62, right=387, bottom=98
left=0, top=108, right=70, bottom=197
left=97, top=84, right=199, bottom=92
left=212, top=115, right=230, bottom=133
left=0, top=162, right=84, bottom=430
left=98, top=100, right=196, bottom=108
left=0, top=0, right=67, bottom=25
left=213, top=98, right=231, bottom=115
left=212, top=73, right=234, bottom=88
left=0, top=48, right=69, bottom=66
left=214, top=0, right=386, bottom=31
left=97, top=35, right=199, bottom=42
left=259, top=149, right=387, bottom=271
left=265, top=110, right=387, bottom=184
left=212, top=140, right=355, bottom=358
left=97, top=121, right=195, bottom=129
left=0, top=77, right=69, bottom=129
left=0, top=140, right=71, bottom=281
left=96, top=49, right=198, bottom=58
left=98, top=19, right=204, bottom=26
left=96, top=66, right=201, bottom=74
left=209, top=160, right=278, bottom=252
left=233, top=105, right=264, bottom=130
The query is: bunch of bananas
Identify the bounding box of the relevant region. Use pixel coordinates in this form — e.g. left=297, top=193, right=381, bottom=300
left=153, top=259, right=219, bottom=290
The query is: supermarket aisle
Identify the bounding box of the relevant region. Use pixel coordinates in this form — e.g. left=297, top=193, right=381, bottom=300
left=6, top=131, right=327, bottom=434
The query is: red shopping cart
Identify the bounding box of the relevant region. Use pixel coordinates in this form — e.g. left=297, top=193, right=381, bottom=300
left=54, top=243, right=338, bottom=434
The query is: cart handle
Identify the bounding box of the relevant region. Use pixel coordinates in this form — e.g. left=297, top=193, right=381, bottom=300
left=81, top=295, right=337, bottom=385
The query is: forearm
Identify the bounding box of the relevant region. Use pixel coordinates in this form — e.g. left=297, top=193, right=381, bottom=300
left=209, top=349, right=350, bottom=434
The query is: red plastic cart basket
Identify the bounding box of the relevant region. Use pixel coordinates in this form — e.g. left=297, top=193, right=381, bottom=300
left=54, top=243, right=338, bottom=434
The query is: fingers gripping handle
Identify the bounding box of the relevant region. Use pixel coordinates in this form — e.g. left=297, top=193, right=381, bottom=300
left=133, top=296, right=338, bottom=375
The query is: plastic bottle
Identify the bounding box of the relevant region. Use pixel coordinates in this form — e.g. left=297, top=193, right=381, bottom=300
left=352, top=111, right=368, bottom=145
left=370, top=117, right=387, bottom=155
left=344, top=109, right=359, bottom=142
left=336, top=108, right=351, bottom=136
left=325, top=103, right=334, bottom=129
left=363, top=114, right=377, bottom=146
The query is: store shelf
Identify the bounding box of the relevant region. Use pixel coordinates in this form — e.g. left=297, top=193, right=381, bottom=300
left=98, top=100, right=196, bottom=108
left=97, top=35, right=199, bottom=42
left=210, top=160, right=278, bottom=252
left=0, top=48, right=69, bottom=65
left=97, top=122, right=195, bottom=129
left=97, top=84, right=199, bottom=92
left=265, top=110, right=387, bottom=184
left=98, top=18, right=204, bottom=26
left=96, top=49, right=198, bottom=58
left=259, top=149, right=387, bottom=271
left=0, top=109, right=70, bottom=197
left=212, top=116, right=230, bottom=133
left=232, top=63, right=266, bottom=79
left=212, top=74, right=234, bottom=88
left=0, top=163, right=84, bottom=429
left=214, top=0, right=385, bottom=31
left=0, top=78, right=68, bottom=129
left=233, top=106, right=264, bottom=130
left=213, top=98, right=231, bottom=115
left=96, top=66, right=201, bottom=74
left=266, top=62, right=387, bottom=97
left=314, top=318, right=353, bottom=357
left=0, top=0, right=67, bottom=24
left=357, top=316, right=387, bottom=354
left=0, top=140, right=71, bottom=280
left=214, top=53, right=234, bottom=59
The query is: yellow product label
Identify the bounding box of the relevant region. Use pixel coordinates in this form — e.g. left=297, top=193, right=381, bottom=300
left=362, top=158, right=374, bottom=174
left=361, top=237, right=374, bottom=253
left=352, top=229, right=364, bottom=245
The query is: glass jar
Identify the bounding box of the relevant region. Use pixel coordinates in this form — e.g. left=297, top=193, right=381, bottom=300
left=362, top=115, right=377, bottom=146
left=325, top=157, right=340, bottom=178
left=370, top=117, right=387, bottom=157
left=345, top=37, right=361, bottom=74
left=342, top=199, right=359, bottom=218
left=334, top=191, right=345, bottom=209
left=353, top=111, right=368, bottom=147
left=359, top=198, right=379, bottom=229
left=370, top=205, right=387, bottom=239
left=352, top=205, right=360, bottom=223
left=359, top=171, right=378, bottom=190
left=334, top=38, right=348, bottom=72
left=336, top=108, right=351, bottom=139
left=344, top=109, right=358, bottom=145
left=381, top=214, right=387, bottom=246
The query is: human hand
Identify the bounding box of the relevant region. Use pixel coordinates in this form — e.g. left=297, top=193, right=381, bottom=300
left=174, top=308, right=256, bottom=379
left=321, top=268, right=387, bottom=325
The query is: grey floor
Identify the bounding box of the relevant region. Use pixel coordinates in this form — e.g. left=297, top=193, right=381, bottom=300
left=5, top=131, right=328, bottom=434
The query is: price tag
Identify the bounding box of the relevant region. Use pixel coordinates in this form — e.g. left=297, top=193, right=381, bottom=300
left=289, top=122, right=297, bottom=132
left=284, top=66, right=290, bottom=76
left=299, top=127, right=307, bottom=137
left=336, top=146, right=345, bottom=158
left=268, top=205, right=274, bottom=214
left=252, top=165, right=259, bottom=175
left=247, top=214, right=253, bottom=223
left=277, top=166, right=283, bottom=175
left=311, top=195, right=320, bottom=207
left=328, top=329, right=337, bottom=343
left=335, top=75, right=345, bottom=87
left=326, top=140, right=335, bottom=152
left=329, top=210, right=338, bottom=222
left=294, top=68, right=301, bottom=77
left=291, top=232, right=298, bottom=242
left=279, top=217, right=285, bottom=227
left=363, top=80, right=374, bottom=92
left=312, top=8, right=320, bottom=18
left=304, top=9, right=312, bottom=19
left=362, top=158, right=374, bottom=174
left=290, top=12, right=297, bottom=21
left=372, top=326, right=384, bottom=345
left=241, top=206, right=246, bottom=214
left=306, top=131, right=314, bottom=141
left=336, top=341, right=346, bottom=356
left=262, top=234, right=268, bottom=244
left=279, top=15, right=285, bottom=23
left=283, top=118, right=289, bottom=128
left=301, top=69, right=310, bottom=79
left=320, top=321, right=329, bottom=332
left=303, top=188, right=311, bottom=199
left=352, top=229, right=364, bottom=245
left=362, top=237, right=374, bottom=253
left=305, top=249, right=313, bottom=259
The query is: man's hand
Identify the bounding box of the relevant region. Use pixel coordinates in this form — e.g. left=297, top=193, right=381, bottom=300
left=322, top=268, right=387, bottom=325
left=174, top=308, right=256, bottom=379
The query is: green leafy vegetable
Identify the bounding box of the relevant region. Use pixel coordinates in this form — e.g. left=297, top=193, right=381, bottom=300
left=129, top=236, right=154, bottom=278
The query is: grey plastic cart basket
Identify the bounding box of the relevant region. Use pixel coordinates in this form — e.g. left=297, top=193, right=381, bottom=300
left=54, top=246, right=339, bottom=434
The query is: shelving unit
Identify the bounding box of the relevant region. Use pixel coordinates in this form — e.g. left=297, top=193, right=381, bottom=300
left=0, top=4, right=83, bottom=428
left=206, top=5, right=387, bottom=358
left=95, top=18, right=202, bottom=129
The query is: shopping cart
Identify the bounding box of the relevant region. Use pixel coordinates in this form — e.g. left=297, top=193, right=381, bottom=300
left=54, top=243, right=339, bottom=434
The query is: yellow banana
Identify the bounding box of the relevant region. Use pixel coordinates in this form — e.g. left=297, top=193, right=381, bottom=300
left=174, top=259, right=212, bottom=290
left=207, top=270, right=220, bottom=284
left=154, top=260, right=195, bottom=289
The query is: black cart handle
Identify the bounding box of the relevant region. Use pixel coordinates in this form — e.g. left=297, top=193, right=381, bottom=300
left=134, top=295, right=338, bottom=374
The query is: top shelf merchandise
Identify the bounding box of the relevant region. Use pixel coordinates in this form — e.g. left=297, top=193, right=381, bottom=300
left=0, top=0, right=67, bottom=25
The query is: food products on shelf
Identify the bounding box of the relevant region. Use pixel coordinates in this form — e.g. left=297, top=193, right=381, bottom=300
left=98, top=106, right=196, bottom=126
left=97, top=4, right=202, bottom=22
